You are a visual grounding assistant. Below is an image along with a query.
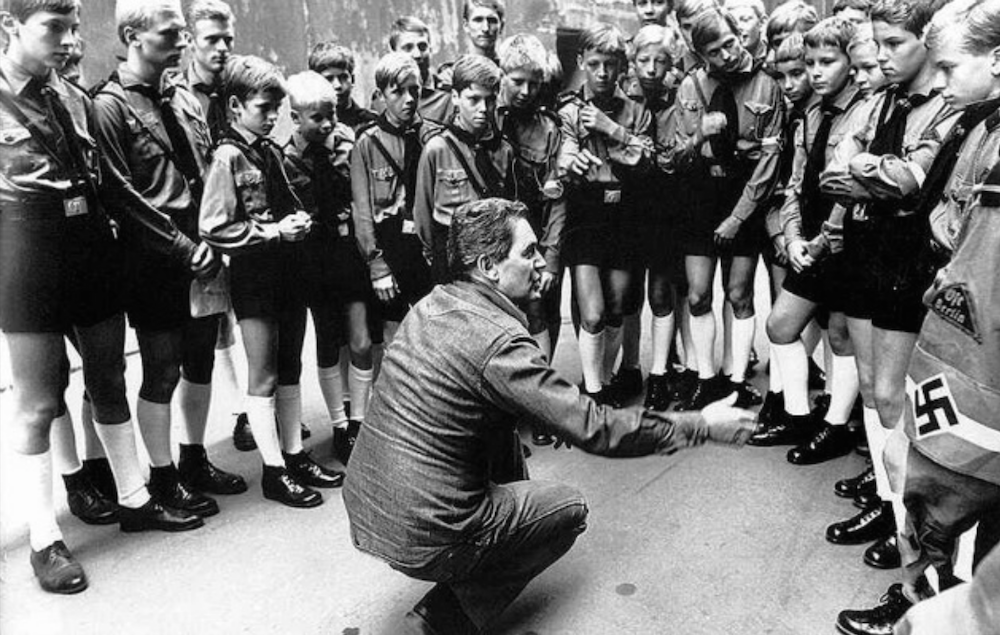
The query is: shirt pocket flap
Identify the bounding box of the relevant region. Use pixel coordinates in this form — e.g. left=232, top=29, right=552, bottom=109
left=372, top=167, right=395, bottom=181
left=438, top=168, right=469, bottom=185
left=743, top=101, right=773, bottom=117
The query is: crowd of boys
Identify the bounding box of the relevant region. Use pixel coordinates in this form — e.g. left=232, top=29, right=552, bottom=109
left=1, top=0, right=998, bottom=632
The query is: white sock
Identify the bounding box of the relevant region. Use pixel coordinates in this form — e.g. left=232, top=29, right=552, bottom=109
left=621, top=313, right=641, bottom=370
left=177, top=378, right=212, bottom=446
left=348, top=364, right=374, bottom=421
left=650, top=313, right=675, bottom=375
left=50, top=412, right=82, bottom=475
left=136, top=398, right=173, bottom=468
left=17, top=451, right=63, bottom=551
left=729, top=314, right=755, bottom=384
left=340, top=347, right=351, bottom=404
left=276, top=384, right=303, bottom=455
left=772, top=340, right=809, bottom=415
left=679, top=303, right=697, bottom=372
left=79, top=399, right=106, bottom=460
left=602, top=325, right=623, bottom=383
left=768, top=343, right=784, bottom=393
left=318, top=365, right=348, bottom=427
left=722, top=303, right=735, bottom=376
left=689, top=311, right=717, bottom=380
left=533, top=330, right=552, bottom=362
left=245, top=395, right=284, bottom=466
left=888, top=491, right=907, bottom=533
left=822, top=330, right=833, bottom=395
left=826, top=354, right=859, bottom=425
left=578, top=328, right=605, bottom=393
left=94, top=420, right=151, bottom=509
left=864, top=406, right=892, bottom=497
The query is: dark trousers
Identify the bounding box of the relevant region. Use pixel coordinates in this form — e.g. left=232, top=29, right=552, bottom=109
left=397, top=480, right=589, bottom=632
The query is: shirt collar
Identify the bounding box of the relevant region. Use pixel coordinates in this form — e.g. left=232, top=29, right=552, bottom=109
left=0, top=54, right=57, bottom=95
left=580, top=83, right=628, bottom=107
left=829, top=83, right=861, bottom=113
left=186, top=62, right=220, bottom=92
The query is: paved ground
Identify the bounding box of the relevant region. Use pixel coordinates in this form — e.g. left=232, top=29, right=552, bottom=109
left=0, top=271, right=907, bottom=635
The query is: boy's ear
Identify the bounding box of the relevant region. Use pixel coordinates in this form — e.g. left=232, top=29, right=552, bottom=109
left=227, top=94, right=242, bottom=115
left=577, top=53, right=584, bottom=72
left=290, top=109, right=301, bottom=124
left=122, top=25, right=140, bottom=47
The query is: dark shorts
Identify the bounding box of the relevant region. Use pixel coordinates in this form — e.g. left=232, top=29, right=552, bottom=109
left=680, top=170, right=761, bottom=258
left=372, top=224, right=433, bottom=324
left=869, top=215, right=935, bottom=334
left=0, top=199, right=121, bottom=333
left=303, top=228, right=371, bottom=307
left=841, top=213, right=877, bottom=320
left=781, top=253, right=854, bottom=313
left=562, top=186, right=644, bottom=270
left=229, top=244, right=307, bottom=321
left=123, top=248, right=192, bottom=332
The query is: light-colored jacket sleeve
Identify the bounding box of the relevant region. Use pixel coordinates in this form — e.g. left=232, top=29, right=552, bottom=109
left=199, top=145, right=280, bottom=253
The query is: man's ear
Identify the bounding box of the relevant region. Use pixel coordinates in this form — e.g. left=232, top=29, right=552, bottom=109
left=476, top=253, right=500, bottom=281
left=0, top=12, right=18, bottom=40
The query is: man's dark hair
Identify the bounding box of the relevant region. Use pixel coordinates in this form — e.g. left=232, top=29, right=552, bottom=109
left=3, top=0, right=78, bottom=21
left=448, top=198, right=529, bottom=279
left=870, top=0, right=949, bottom=35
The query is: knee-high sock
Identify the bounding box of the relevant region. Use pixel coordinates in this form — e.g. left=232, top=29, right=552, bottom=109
left=317, top=365, right=348, bottom=428
left=275, top=384, right=302, bottom=455
left=533, top=330, right=552, bottom=361
left=772, top=340, right=809, bottom=415
left=689, top=311, right=717, bottom=380
left=864, top=406, right=892, bottom=498
left=136, top=398, right=173, bottom=468
left=679, top=303, right=697, bottom=372
left=822, top=330, right=834, bottom=395
left=621, top=313, right=641, bottom=370
left=722, top=302, right=735, bottom=376
left=50, top=412, right=82, bottom=475
left=245, top=395, right=283, bottom=466
left=768, top=343, right=784, bottom=393
left=650, top=313, right=675, bottom=375
left=578, top=328, right=605, bottom=393
left=177, top=378, right=212, bottom=446
left=94, top=420, right=151, bottom=509
left=729, top=314, right=756, bottom=384
left=215, top=344, right=244, bottom=412
left=16, top=450, right=63, bottom=551
left=602, top=325, right=623, bottom=383
left=79, top=399, right=105, bottom=460
left=340, top=346, right=351, bottom=403
left=825, top=354, right=859, bottom=425
left=348, top=364, right=373, bottom=421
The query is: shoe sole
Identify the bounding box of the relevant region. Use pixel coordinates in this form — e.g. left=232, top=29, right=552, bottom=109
left=71, top=511, right=119, bottom=526
left=120, top=517, right=205, bottom=533
left=825, top=529, right=893, bottom=546
left=39, top=578, right=88, bottom=595
left=787, top=448, right=854, bottom=465
left=863, top=553, right=901, bottom=570
left=262, top=492, right=324, bottom=508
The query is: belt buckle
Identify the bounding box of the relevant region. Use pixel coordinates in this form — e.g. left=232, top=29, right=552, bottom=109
left=402, top=219, right=416, bottom=235
left=63, top=195, right=88, bottom=218
left=603, top=189, right=621, bottom=204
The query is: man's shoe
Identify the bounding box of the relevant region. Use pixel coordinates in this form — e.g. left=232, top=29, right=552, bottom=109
left=178, top=444, right=248, bottom=495
left=748, top=413, right=817, bottom=446
left=531, top=431, right=555, bottom=446
left=808, top=358, right=826, bottom=390
left=232, top=413, right=256, bottom=452
left=826, top=502, right=894, bottom=545
left=283, top=451, right=345, bottom=489
left=148, top=464, right=219, bottom=518
left=261, top=465, right=323, bottom=508
left=835, top=584, right=912, bottom=635
left=726, top=377, right=763, bottom=408
left=864, top=534, right=901, bottom=570
left=757, top=391, right=785, bottom=428
left=81, top=457, right=117, bottom=504
left=332, top=419, right=361, bottom=465
left=63, top=470, right=118, bottom=525
left=30, top=541, right=87, bottom=594
left=119, top=498, right=204, bottom=532
left=835, top=465, right=875, bottom=499
left=643, top=373, right=672, bottom=411
left=787, top=423, right=855, bottom=465
left=609, top=367, right=643, bottom=403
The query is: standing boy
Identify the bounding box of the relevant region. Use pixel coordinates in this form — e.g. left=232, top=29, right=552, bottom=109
left=308, top=42, right=377, bottom=133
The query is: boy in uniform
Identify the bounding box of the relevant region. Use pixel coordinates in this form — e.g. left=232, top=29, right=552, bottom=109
left=372, top=16, right=453, bottom=124
left=308, top=42, right=378, bottom=133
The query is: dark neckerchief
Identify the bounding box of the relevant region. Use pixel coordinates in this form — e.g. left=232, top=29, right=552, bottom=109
left=376, top=114, right=422, bottom=215
left=868, top=86, right=935, bottom=216
left=445, top=118, right=508, bottom=198
left=221, top=127, right=299, bottom=219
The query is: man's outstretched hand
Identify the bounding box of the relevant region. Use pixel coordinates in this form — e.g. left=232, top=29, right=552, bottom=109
left=699, top=393, right=758, bottom=447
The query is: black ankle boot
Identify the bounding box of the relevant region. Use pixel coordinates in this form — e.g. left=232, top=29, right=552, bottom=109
left=333, top=420, right=362, bottom=465
left=787, top=423, right=855, bottom=465
left=282, top=451, right=344, bottom=488
left=81, top=458, right=117, bottom=504
left=835, top=465, right=874, bottom=499
left=63, top=469, right=118, bottom=525
left=261, top=465, right=323, bottom=508
left=148, top=464, right=219, bottom=518
left=826, top=502, right=894, bottom=545
left=178, top=444, right=248, bottom=495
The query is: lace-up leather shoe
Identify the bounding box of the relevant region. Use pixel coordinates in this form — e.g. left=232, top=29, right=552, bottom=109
left=261, top=465, right=323, bottom=508
left=148, top=464, right=219, bottom=518
left=748, top=413, right=817, bottom=446
left=30, top=541, right=88, bottom=594
left=178, top=444, right=248, bottom=495
left=232, top=413, right=256, bottom=451
left=643, top=373, right=672, bottom=411
left=787, top=423, right=855, bottom=465
left=81, top=457, right=117, bottom=504
left=864, top=534, right=900, bottom=569
left=283, top=451, right=344, bottom=488
left=826, top=502, right=894, bottom=545
left=835, top=584, right=912, bottom=635
left=609, top=367, right=643, bottom=403
left=835, top=465, right=874, bottom=498
left=119, top=498, right=204, bottom=532
left=63, top=470, right=118, bottom=525
left=333, top=419, right=361, bottom=465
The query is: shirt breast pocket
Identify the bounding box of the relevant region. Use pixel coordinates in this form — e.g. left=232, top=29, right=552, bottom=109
left=743, top=101, right=774, bottom=141
left=437, top=168, right=473, bottom=207
left=235, top=169, right=271, bottom=220
left=371, top=166, right=397, bottom=206
left=128, top=114, right=166, bottom=170
left=0, top=124, right=43, bottom=178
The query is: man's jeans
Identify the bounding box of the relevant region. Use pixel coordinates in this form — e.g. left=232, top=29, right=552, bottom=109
left=394, top=479, right=589, bottom=632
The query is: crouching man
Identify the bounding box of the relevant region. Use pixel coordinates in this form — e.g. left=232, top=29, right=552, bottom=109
left=343, top=197, right=758, bottom=634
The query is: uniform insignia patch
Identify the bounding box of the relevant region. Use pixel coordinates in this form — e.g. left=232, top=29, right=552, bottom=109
left=911, top=374, right=961, bottom=440
left=928, top=283, right=981, bottom=343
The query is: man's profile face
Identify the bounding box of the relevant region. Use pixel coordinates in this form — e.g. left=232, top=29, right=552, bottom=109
left=495, top=218, right=544, bottom=304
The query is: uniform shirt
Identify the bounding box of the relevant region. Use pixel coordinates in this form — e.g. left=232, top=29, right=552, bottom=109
left=370, top=72, right=454, bottom=125
left=556, top=84, right=652, bottom=187
left=625, top=83, right=678, bottom=174
left=780, top=84, right=863, bottom=243
left=199, top=126, right=301, bottom=253
left=337, top=97, right=378, bottom=133
left=352, top=117, right=423, bottom=281
left=181, top=63, right=226, bottom=144
left=282, top=123, right=354, bottom=235
left=92, top=63, right=212, bottom=239
left=764, top=95, right=813, bottom=240
left=413, top=120, right=515, bottom=252
left=0, top=55, right=198, bottom=263
left=497, top=103, right=565, bottom=274
left=674, top=56, right=785, bottom=222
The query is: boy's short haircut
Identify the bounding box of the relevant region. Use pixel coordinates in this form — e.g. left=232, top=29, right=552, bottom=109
left=545, top=51, right=564, bottom=85
left=675, top=0, right=718, bottom=23
left=462, top=0, right=505, bottom=21
left=115, top=0, right=182, bottom=45
left=451, top=54, right=502, bottom=93
left=388, top=15, right=430, bottom=50
left=832, top=0, right=873, bottom=15
left=869, top=0, right=949, bottom=35
left=691, top=8, right=740, bottom=53
left=725, top=0, right=766, bottom=19
left=285, top=70, right=337, bottom=112
left=2, top=0, right=77, bottom=20
left=631, top=24, right=675, bottom=67
left=804, top=16, right=857, bottom=52
left=577, top=22, right=628, bottom=60
left=186, top=0, right=234, bottom=25
left=497, top=33, right=548, bottom=76
left=308, top=41, right=355, bottom=75
left=927, top=0, right=1000, bottom=55
left=223, top=54, right=286, bottom=103
left=847, top=22, right=875, bottom=53
left=374, top=51, right=421, bottom=91
left=766, top=1, right=819, bottom=43
left=774, top=30, right=806, bottom=63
